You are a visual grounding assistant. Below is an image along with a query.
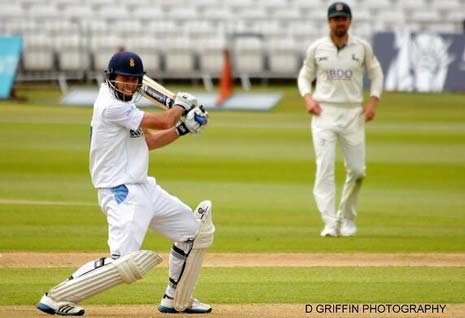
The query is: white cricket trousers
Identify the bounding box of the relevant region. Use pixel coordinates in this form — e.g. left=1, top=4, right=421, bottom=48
left=311, top=105, right=366, bottom=228
left=97, top=177, right=199, bottom=258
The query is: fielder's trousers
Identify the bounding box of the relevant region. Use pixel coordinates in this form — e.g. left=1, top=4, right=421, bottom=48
left=311, top=104, right=366, bottom=228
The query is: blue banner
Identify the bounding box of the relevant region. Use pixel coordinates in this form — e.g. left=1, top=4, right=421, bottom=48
left=0, top=36, right=22, bottom=99
left=373, top=32, right=465, bottom=92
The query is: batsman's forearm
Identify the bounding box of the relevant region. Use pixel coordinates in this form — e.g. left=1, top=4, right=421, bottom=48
left=140, top=107, right=184, bottom=130
left=144, top=128, right=179, bottom=150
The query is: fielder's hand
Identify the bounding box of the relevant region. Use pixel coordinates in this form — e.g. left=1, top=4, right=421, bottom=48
left=363, top=96, right=378, bottom=122
left=174, top=92, right=198, bottom=114
left=304, top=94, right=321, bottom=115
left=175, top=106, right=208, bottom=136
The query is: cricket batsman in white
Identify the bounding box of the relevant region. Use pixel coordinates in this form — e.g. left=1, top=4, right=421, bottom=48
left=36, top=51, right=214, bottom=315
left=298, top=2, right=384, bottom=237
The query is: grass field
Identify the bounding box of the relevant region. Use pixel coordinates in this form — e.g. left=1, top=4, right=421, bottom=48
left=0, top=84, right=464, bottom=317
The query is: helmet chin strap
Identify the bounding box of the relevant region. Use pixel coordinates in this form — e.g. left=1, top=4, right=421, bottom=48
left=107, top=79, right=140, bottom=102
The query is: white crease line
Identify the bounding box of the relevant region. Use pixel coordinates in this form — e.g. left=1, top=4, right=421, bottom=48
left=0, top=198, right=95, bottom=206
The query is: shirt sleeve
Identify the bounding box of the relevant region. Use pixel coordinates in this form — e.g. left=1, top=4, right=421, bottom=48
left=297, top=44, right=317, bottom=97
left=102, top=102, right=144, bottom=131
left=363, top=41, right=384, bottom=99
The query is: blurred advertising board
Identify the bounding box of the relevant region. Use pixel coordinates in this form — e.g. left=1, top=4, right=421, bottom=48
left=373, top=32, right=465, bottom=92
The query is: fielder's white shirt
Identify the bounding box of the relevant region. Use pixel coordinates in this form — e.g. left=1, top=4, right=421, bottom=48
left=298, top=35, right=383, bottom=105
left=90, top=83, right=147, bottom=188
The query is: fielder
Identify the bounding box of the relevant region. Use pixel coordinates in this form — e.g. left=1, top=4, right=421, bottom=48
left=36, top=51, right=214, bottom=315
left=298, top=2, right=383, bottom=237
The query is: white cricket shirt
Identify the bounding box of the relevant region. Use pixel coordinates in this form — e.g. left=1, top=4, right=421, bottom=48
left=90, top=83, right=147, bottom=188
left=298, top=35, right=383, bottom=105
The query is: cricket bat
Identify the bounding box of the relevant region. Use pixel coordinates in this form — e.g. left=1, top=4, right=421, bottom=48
left=140, top=75, right=175, bottom=110
left=140, top=75, right=207, bottom=125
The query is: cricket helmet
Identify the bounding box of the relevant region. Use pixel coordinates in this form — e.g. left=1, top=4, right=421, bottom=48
left=106, top=51, right=145, bottom=79
left=105, top=51, right=145, bottom=101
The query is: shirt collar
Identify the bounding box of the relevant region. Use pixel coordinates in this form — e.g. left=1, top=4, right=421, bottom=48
left=328, top=34, right=353, bottom=51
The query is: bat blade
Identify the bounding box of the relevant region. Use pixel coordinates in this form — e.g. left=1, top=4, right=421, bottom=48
left=141, top=75, right=175, bottom=110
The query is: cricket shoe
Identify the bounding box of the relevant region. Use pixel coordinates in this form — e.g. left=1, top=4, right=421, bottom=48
left=339, top=219, right=357, bottom=237
left=36, top=293, right=85, bottom=316
left=320, top=225, right=339, bottom=237
left=158, top=294, right=212, bottom=314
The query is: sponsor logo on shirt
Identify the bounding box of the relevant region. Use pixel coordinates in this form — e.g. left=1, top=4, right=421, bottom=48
left=130, top=128, right=144, bottom=138
left=328, top=69, right=353, bottom=80
left=352, top=54, right=360, bottom=63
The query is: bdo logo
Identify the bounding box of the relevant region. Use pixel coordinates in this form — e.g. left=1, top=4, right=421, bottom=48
left=328, top=69, right=353, bottom=80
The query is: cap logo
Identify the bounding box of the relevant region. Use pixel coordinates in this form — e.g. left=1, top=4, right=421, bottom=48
left=336, top=3, right=343, bottom=11
left=129, top=58, right=135, bottom=68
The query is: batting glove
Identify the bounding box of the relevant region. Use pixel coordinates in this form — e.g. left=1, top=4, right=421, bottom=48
left=175, top=106, right=208, bottom=136
left=174, top=92, right=198, bottom=114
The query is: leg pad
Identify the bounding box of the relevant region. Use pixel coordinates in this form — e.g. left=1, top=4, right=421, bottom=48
left=49, top=250, right=162, bottom=303
left=174, top=200, right=214, bottom=312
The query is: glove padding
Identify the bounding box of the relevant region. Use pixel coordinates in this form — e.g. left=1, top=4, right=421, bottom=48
left=174, top=92, right=198, bottom=114
left=175, top=106, right=209, bottom=136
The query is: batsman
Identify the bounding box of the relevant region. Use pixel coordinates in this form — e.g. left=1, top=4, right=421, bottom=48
left=36, top=51, right=214, bottom=315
